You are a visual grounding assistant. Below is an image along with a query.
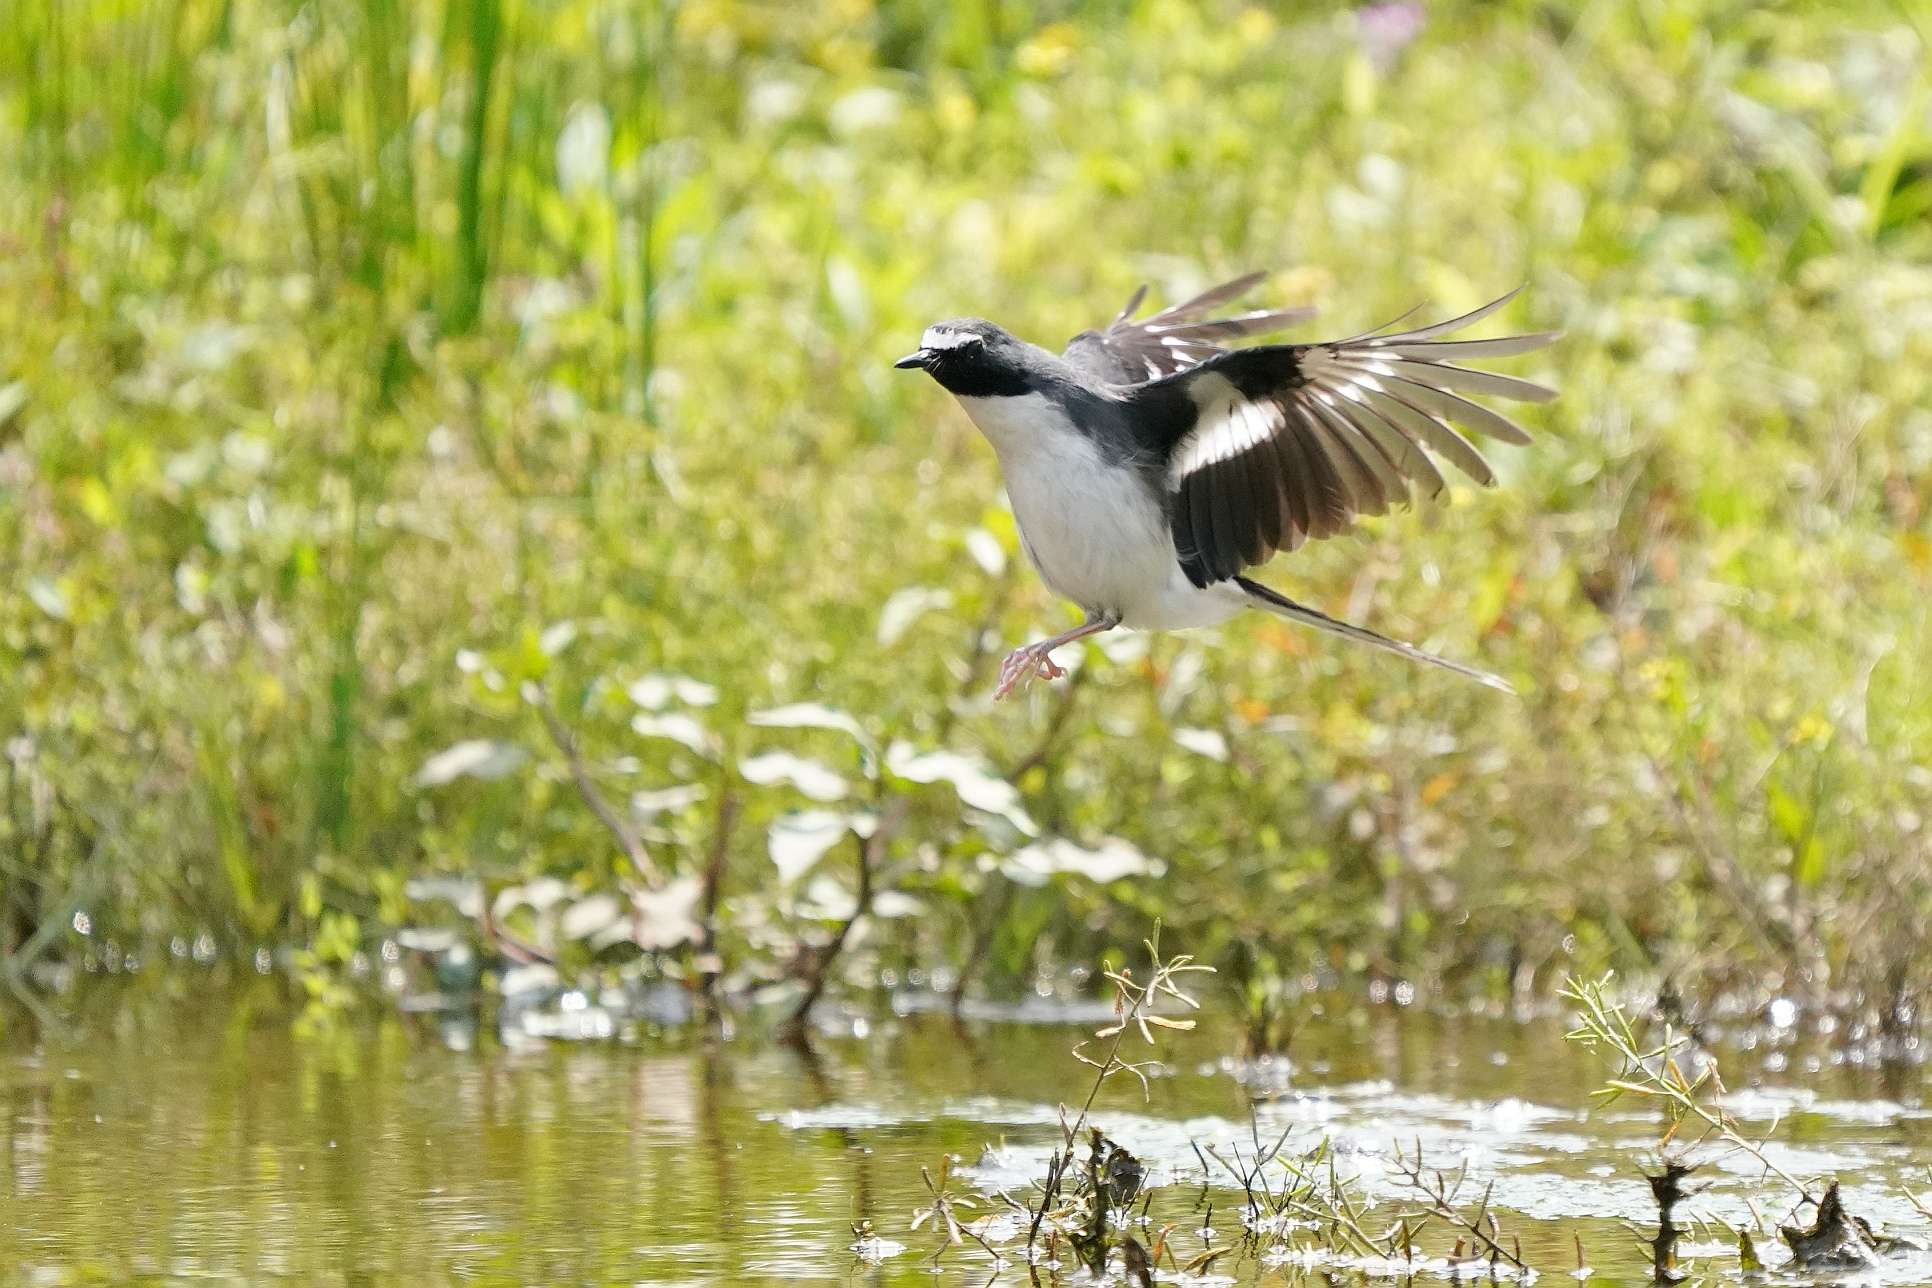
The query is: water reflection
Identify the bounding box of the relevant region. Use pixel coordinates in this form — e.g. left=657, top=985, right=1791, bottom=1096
left=0, top=984, right=1925, bottom=1285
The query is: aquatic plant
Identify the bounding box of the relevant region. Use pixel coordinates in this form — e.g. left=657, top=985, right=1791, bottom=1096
left=1019, top=926, right=1213, bottom=1274
left=4, top=0, right=1932, bottom=1048
left=1562, top=971, right=1814, bottom=1201
left=978, top=928, right=1552, bottom=1280
left=1562, top=971, right=1932, bottom=1277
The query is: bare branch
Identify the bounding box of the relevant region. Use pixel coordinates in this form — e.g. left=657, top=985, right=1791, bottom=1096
left=533, top=689, right=659, bottom=887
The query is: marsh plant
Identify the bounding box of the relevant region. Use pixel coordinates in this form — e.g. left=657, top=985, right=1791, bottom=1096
left=905, top=929, right=1548, bottom=1281
left=1563, top=972, right=1814, bottom=1201
left=1562, top=971, right=1930, bottom=1277
left=6, top=0, right=1932, bottom=1037
left=888, top=957, right=1932, bottom=1282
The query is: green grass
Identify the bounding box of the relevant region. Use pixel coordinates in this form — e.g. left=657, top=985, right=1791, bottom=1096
left=2, top=0, right=1930, bottom=1018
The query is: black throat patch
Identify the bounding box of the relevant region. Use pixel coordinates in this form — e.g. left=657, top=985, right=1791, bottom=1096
left=926, top=353, right=1036, bottom=398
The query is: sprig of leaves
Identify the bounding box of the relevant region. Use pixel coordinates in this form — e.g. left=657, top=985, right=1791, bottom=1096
left=1560, top=971, right=1814, bottom=1202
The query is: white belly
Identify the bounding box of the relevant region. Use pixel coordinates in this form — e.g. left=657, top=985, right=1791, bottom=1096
left=955, top=393, right=1241, bottom=631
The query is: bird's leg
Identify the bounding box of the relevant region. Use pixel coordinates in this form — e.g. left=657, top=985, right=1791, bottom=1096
left=993, top=613, right=1118, bottom=701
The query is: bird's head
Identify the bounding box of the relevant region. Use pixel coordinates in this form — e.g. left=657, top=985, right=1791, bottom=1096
left=894, top=319, right=1034, bottom=397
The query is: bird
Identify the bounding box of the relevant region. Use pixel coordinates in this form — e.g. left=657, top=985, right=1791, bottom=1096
left=894, top=272, right=1558, bottom=700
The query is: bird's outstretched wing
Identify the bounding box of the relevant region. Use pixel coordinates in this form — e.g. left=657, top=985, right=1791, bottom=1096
left=1145, top=288, right=1558, bottom=588
left=1062, top=272, right=1314, bottom=386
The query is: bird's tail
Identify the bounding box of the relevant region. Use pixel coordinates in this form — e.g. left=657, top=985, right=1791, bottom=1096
left=1234, top=576, right=1515, bottom=694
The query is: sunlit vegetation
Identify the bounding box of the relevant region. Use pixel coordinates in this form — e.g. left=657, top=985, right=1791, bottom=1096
left=3, top=0, right=1930, bottom=1030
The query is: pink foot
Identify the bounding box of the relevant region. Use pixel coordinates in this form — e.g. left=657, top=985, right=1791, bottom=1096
left=994, top=644, right=1066, bottom=700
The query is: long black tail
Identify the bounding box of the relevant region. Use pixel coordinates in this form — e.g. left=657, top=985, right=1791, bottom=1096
left=1234, top=576, right=1514, bottom=694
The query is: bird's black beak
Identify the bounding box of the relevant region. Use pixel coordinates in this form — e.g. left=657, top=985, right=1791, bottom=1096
left=894, top=349, right=930, bottom=370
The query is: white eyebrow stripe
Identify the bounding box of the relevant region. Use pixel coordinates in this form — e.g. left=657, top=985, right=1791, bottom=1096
left=921, top=326, right=982, bottom=351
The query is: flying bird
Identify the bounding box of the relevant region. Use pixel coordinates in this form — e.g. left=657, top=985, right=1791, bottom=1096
left=895, top=273, right=1557, bottom=699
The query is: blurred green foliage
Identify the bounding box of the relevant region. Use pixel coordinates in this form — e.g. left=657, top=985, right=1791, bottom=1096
left=3, top=0, right=1930, bottom=1020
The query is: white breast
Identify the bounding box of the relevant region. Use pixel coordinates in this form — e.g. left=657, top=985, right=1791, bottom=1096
left=954, top=393, right=1241, bottom=631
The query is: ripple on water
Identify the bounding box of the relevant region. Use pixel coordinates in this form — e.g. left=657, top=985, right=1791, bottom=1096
left=763, top=1060, right=1932, bottom=1272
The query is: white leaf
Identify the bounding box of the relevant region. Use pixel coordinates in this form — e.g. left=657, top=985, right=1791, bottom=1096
left=539, top=621, right=578, bottom=656
left=1003, top=836, right=1164, bottom=888
left=179, top=323, right=248, bottom=373
left=871, top=891, right=925, bottom=920
left=628, top=673, right=719, bottom=710
left=631, top=712, right=720, bottom=758
left=27, top=577, right=69, bottom=622
left=630, top=784, right=708, bottom=818
left=586, top=918, right=639, bottom=954
left=769, top=811, right=859, bottom=884
left=828, top=86, right=901, bottom=135
left=633, top=875, right=704, bottom=950
left=493, top=876, right=573, bottom=920
left=885, top=742, right=1036, bottom=835
left=560, top=893, right=623, bottom=941
left=746, top=78, right=806, bottom=126
left=1160, top=648, right=1208, bottom=715
left=499, top=963, right=561, bottom=1001
left=877, top=586, right=953, bottom=647
left=555, top=100, right=611, bottom=196
left=738, top=751, right=848, bottom=802
left=1173, top=727, right=1230, bottom=762
left=827, top=256, right=869, bottom=328
left=964, top=527, right=1007, bottom=576
left=402, top=875, right=484, bottom=919
left=748, top=703, right=871, bottom=746
left=413, top=739, right=528, bottom=787
left=395, top=927, right=461, bottom=953
left=0, top=380, right=27, bottom=429
left=797, top=873, right=859, bottom=921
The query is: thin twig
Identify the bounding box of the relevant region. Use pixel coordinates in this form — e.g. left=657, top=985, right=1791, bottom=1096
left=534, top=689, right=659, bottom=886
left=949, top=876, right=1014, bottom=1015
left=695, top=776, right=739, bottom=997
left=783, top=795, right=910, bottom=1035
left=478, top=892, right=556, bottom=966
left=1004, top=665, right=1088, bottom=779
left=1390, top=1141, right=1531, bottom=1271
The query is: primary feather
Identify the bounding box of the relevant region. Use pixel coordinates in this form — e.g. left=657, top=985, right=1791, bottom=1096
left=1146, top=287, right=1559, bottom=587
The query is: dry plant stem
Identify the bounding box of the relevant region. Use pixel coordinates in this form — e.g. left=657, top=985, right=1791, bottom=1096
left=1290, top=1152, right=1392, bottom=1259
left=784, top=795, right=911, bottom=1034
left=1389, top=1144, right=1530, bottom=1272
left=695, top=781, right=738, bottom=999
left=534, top=691, right=659, bottom=886
left=935, top=580, right=1012, bottom=745
left=1023, top=1149, right=1068, bottom=1250
left=1066, top=935, right=1210, bottom=1137
left=1026, top=929, right=1212, bottom=1249
left=911, top=1157, right=983, bottom=1266
left=2, top=815, right=109, bottom=983
left=1004, top=665, right=1088, bottom=779
left=950, top=877, right=1015, bottom=1014
left=700, top=785, right=738, bottom=934
left=477, top=893, right=555, bottom=966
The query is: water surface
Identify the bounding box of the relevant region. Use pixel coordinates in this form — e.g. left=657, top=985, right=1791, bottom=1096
left=2, top=981, right=1928, bottom=1285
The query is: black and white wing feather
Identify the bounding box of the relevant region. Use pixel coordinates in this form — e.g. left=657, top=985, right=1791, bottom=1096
left=1149, top=288, right=1558, bottom=587
left=1062, top=272, right=1315, bottom=387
